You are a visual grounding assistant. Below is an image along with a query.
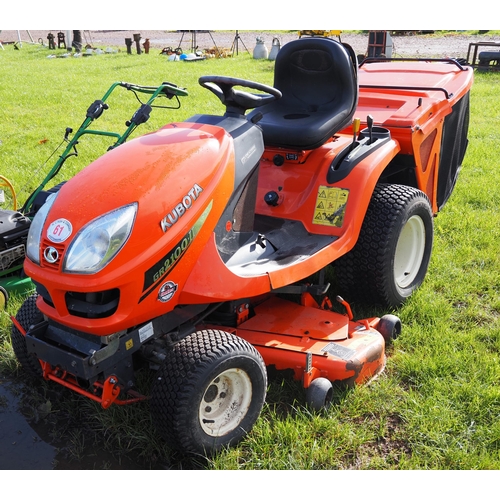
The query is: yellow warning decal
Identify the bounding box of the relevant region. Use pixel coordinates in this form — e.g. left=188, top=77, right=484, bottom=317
left=125, top=339, right=134, bottom=351
left=312, top=186, right=349, bottom=228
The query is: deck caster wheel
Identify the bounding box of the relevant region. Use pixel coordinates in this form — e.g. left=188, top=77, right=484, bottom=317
left=377, top=314, right=402, bottom=342
left=306, top=377, right=333, bottom=411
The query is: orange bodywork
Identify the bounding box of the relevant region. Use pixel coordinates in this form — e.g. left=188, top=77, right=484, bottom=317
left=355, top=60, right=473, bottom=212
left=25, top=122, right=236, bottom=334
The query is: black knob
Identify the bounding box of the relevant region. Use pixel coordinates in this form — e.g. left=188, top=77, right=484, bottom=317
left=273, top=154, right=285, bottom=166
left=264, top=191, right=280, bottom=207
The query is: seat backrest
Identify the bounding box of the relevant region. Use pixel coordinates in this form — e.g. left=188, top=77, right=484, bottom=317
left=251, top=37, right=358, bottom=150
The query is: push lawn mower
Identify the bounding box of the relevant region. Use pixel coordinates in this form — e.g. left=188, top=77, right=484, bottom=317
left=11, top=36, right=473, bottom=456
left=0, top=80, right=187, bottom=308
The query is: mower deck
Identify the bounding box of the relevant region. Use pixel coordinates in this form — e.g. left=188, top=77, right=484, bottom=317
left=234, top=295, right=385, bottom=388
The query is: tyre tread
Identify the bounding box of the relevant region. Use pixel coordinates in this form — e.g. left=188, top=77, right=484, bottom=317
left=151, top=329, right=267, bottom=455
left=335, top=183, right=433, bottom=307
left=10, top=293, right=43, bottom=376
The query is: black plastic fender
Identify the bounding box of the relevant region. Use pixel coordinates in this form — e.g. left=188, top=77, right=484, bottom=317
left=327, top=127, right=392, bottom=184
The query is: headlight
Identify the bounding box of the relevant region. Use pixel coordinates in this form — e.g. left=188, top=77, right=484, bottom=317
left=63, top=203, right=137, bottom=274
left=26, top=193, right=58, bottom=264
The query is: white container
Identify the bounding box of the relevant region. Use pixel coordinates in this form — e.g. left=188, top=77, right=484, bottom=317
left=268, top=37, right=281, bottom=60
left=253, top=37, right=268, bottom=59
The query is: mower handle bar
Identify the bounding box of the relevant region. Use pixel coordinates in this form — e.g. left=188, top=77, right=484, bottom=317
left=118, top=81, right=188, bottom=98
left=21, top=80, right=187, bottom=215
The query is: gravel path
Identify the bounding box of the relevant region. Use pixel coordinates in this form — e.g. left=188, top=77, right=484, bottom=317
left=2, top=30, right=498, bottom=60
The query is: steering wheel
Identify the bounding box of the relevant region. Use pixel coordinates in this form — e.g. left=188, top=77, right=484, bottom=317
left=199, top=76, right=281, bottom=115
left=0, top=175, right=18, bottom=211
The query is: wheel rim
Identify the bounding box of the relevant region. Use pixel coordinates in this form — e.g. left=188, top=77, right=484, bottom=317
left=199, top=368, right=253, bottom=437
left=394, top=215, right=426, bottom=288
left=0, top=288, right=7, bottom=310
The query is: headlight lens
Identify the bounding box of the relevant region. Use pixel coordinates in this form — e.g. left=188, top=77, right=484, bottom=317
left=63, top=203, right=137, bottom=274
left=26, top=193, right=58, bottom=264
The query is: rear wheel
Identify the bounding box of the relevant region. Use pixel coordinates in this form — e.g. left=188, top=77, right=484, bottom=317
left=10, top=293, right=43, bottom=377
left=150, top=329, right=267, bottom=456
left=334, top=184, right=433, bottom=308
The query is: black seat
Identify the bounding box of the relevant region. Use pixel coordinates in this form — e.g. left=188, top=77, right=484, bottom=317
left=249, top=37, right=358, bottom=150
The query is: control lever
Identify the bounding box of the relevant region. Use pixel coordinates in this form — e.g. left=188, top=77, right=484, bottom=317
left=352, top=117, right=360, bottom=145
left=367, top=114, right=374, bottom=144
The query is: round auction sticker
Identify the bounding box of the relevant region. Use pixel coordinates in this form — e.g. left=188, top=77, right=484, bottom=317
left=47, top=218, right=73, bottom=243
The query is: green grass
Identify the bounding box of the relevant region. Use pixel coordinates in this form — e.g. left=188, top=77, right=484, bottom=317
left=1, top=42, right=500, bottom=470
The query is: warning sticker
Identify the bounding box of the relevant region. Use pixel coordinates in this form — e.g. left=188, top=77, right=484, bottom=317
left=312, top=186, right=349, bottom=228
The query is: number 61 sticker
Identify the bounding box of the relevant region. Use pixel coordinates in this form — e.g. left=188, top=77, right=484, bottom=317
left=47, top=218, right=73, bottom=243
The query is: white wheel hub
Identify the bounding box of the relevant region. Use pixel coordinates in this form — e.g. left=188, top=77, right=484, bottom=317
left=199, top=368, right=252, bottom=437
left=394, top=215, right=426, bottom=288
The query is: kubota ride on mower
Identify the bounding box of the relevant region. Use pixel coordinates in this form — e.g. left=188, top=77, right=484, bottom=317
left=11, top=36, right=473, bottom=456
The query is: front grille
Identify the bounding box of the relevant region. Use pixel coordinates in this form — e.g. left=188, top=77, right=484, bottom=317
left=40, top=238, right=65, bottom=270
left=65, top=289, right=120, bottom=319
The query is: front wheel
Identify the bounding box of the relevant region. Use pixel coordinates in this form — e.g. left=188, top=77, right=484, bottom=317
left=10, top=293, right=43, bottom=377
left=334, top=184, right=434, bottom=308
left=150, top=329, right=267, bottom=456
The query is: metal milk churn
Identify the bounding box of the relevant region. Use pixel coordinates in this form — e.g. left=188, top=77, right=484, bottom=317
left=268, top=37, right=281, bottom=60
left=253, top=36, right=268, bottom=59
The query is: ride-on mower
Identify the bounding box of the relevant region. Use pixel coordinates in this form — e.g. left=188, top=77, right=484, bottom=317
left=11, top=36, right=473, bottom=456
left=0, top=81, right=187, bottom=309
